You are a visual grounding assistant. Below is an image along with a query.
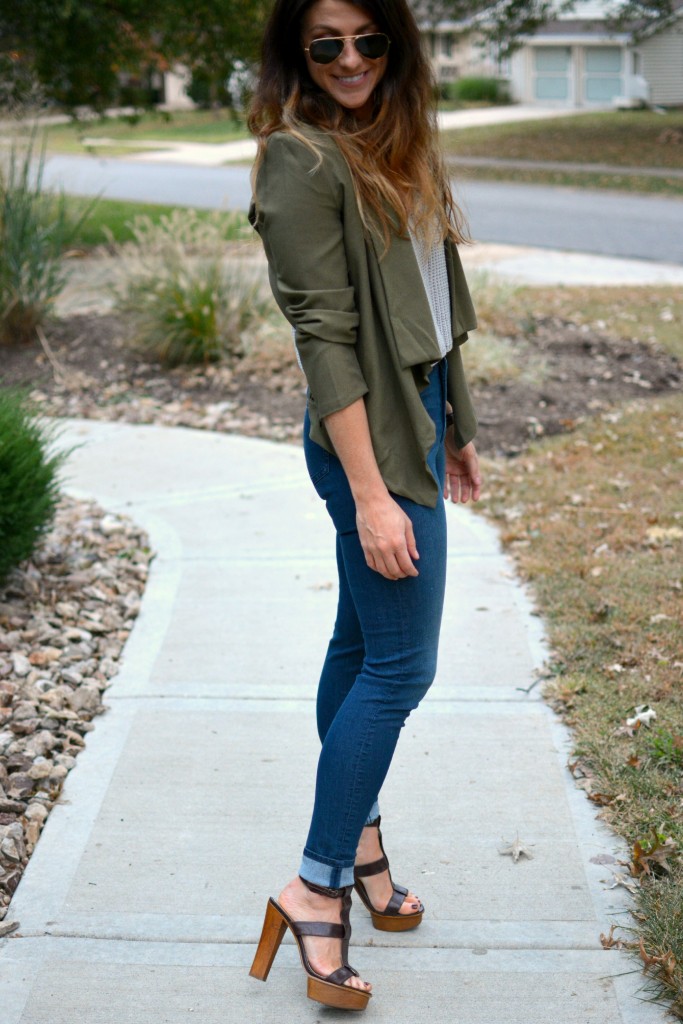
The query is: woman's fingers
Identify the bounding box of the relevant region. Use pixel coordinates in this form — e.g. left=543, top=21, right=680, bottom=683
left=444, top=440, right=482, bottom=504
left=356, top=497, right=419, bottom=579
left=454, top=470, right=471, bottom=504
left=404, top=515, right=419, bottom=562
left=393, top=543, right=419, bottom=578
left=360, top=520, right=419, bottom=577
left=365, top=543, right=418, bottom=580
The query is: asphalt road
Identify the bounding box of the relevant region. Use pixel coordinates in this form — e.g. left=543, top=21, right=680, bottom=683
left=43, top=154, right=683, bottom=264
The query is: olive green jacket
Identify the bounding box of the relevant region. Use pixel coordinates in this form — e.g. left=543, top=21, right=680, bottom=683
left=248, top=128, right=478, bottom=508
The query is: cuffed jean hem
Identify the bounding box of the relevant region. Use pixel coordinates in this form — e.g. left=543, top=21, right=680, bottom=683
left=364, top=800, right=380, bottom=825
left=299, top=853, right=356, bottom=889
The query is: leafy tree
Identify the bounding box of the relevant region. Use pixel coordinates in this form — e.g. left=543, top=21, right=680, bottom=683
left=0, top=0, right=267, bottom=111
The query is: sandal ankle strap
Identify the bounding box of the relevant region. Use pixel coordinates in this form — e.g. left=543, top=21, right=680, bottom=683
left=299, top=875, right=349, bottom=899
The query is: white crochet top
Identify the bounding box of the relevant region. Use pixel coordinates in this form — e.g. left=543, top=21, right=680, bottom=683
left=408, top=222, right=453, bottom=360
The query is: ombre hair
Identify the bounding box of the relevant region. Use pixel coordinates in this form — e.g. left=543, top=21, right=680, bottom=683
left=248, top=0, right=471, bottom=251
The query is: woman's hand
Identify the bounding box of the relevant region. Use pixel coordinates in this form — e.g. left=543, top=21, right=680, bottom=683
left=444, top=435, right=481, bottom=504
left=323, top=397, right=419, bottom=581
left=356, top=494, right=419, bottom=581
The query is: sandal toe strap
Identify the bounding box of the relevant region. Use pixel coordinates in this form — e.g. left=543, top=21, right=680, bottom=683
left=384, top=883, right=409, bottom=915
left=292, top=921, right=345, bottom=939
left=354, top=854, right=389, bottom=879
left=326, top=965, right=358, bottom=985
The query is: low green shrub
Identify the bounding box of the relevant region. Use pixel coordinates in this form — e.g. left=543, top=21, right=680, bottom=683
left=445, top=77, right=511, bottom=104
left=0, top=387, right=71, bottom=584
left=0, top=131, right=95, bottom=345
left=108, top=209, right=272, bottom=367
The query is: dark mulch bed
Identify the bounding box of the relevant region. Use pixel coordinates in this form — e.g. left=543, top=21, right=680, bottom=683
left=474, top=317, right=681, bottom=456
left=0, top=311, right=680, bottom=456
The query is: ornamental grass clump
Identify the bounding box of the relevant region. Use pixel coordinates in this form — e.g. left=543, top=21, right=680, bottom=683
left=108, top=209, right=269, bottom=367
left=0, top=386, right=70, bottom=584
left=0, top=131, right=93, bottom=345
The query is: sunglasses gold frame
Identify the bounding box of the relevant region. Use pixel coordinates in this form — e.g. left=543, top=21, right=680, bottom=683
left=304, top=32, right=391, bottom=65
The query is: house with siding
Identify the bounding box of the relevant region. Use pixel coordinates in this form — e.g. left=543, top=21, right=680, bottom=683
left=417, top=0, right=683, bottom=108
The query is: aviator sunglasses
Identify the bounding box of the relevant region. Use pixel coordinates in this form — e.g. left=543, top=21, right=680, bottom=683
left=304, top=32, right=391, bottom=65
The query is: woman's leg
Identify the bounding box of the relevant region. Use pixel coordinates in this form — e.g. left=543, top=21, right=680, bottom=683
left=315, top=535, right=383, bottom=826
left=299, top=488, right=447, bottom=887
left=315, top=535, right=365, bottom=744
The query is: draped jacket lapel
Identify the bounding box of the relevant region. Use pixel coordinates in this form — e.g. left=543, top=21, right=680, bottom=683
left=367, top=225, right=441, bottom=370
left=366, top=199, right=478, bottom=372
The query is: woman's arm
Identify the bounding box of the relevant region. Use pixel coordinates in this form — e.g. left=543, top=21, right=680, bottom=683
left=251, top=133, right=368, bottom=420
left=324, top=399, right=419, bottom=581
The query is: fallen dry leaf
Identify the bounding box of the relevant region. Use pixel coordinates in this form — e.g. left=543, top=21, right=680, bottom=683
left=499, top=834, right=535, bottom=862
left=631, top=829, right=678, bottom=876
left=638, top=938, right=678, bottom=980
left=606, top=872, right=639, bottom=895
left=614, top=722, right=640, bottom=738
left=587, top=791, right=614, bottom=806
left=600, top=924, right=628, bottom=950
left=590, top=853, right=616, bottom=865
left=626, top=704, right=657, bottom=729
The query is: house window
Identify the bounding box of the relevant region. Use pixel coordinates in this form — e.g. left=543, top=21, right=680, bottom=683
left=442, top=33, right=454, bottom=58
left=584, top=46, right=623, bottom=102
left=533, top=46, right=571, bottom=101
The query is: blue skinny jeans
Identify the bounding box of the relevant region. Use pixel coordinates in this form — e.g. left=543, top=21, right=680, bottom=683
left=299, top=358, right=448, bottom=888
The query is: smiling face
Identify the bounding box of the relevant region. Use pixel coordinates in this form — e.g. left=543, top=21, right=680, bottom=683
left=301, top=0, right=388, bottom=121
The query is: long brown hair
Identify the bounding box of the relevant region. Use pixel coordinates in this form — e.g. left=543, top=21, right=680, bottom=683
left=248, top=0, right=471, bottom=251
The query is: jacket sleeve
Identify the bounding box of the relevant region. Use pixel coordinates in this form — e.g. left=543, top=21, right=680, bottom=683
left=249, top=132, right=369, bottom=419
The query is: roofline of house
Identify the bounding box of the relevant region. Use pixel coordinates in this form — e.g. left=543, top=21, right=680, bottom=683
left=523, top=32, right=631, bottom=44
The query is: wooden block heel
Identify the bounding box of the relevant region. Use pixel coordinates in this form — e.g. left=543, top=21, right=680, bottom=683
left=249, top=898, right=288, bottom=981
left=249, top=886, right=371, bottom=1011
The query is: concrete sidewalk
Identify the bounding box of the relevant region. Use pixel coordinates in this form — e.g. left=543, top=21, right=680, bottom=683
left=0, top=419, right=668, bottom=1023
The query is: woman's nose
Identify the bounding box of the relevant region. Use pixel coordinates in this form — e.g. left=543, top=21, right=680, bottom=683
left=337, top=38, right=364, bottom=71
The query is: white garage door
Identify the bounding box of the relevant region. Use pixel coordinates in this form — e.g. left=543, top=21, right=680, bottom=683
left=533, top=46, right=571, bottom=102
left=583, top=47, right=623, bottom=103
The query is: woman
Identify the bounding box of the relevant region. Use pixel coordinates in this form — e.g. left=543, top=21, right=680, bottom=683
left=247, top=0, right=481, bottom=1010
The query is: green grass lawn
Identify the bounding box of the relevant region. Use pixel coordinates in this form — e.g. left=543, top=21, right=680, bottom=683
left=453, top=165, right=683, bottom=198
left=442, top=109, right=683, bottom=169
left=471, top=279, right=683, bottom=1017
left=62, top=196, right=251, bottom=249
left=14, top=110, right=250, bottom=155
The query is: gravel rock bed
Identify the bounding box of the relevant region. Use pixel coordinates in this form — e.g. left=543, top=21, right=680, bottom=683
left=0, top=496, right=152, bottom=933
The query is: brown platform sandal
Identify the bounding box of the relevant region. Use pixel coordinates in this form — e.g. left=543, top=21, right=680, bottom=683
left=354, top=816, right=424, bottom=932
left=249, top=877, right=371, bottom=1011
